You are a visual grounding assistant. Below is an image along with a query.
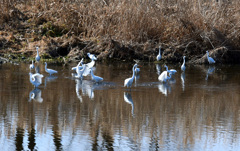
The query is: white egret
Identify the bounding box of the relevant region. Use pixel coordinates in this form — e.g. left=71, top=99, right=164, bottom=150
left=29, top=73, right=44, bottom=87
left=206, top=51, right=215, bottom=64
left=181, top=56, right=186, bottom=72
left=90, top=68, right=103, bottom=83
left=133, top=60, right=140, bottom=73
left=35, top=47, right=40, bottom=62
left=156, top=46, right=162, bottom=61
left=87, top=53, right=97, bottom=60
left=124, top=64, right=138, bottom=88
left=158, top=71, right=169, bottom=83
left=135, top=67, right=140, bottom=73
left=29, top=60, right=35, bottom=70
left=76, top=64, right=86, bottom=79
left=71, top=58, right=84, bottom=71
left=164, top=65, right=177, bottom=75
left=82, top=59, right=95, bottom=76
left=44, top=62, right=58, bottom=75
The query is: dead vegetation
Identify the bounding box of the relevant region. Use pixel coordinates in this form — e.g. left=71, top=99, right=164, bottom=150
left=0, top=0, right=240, bottom=63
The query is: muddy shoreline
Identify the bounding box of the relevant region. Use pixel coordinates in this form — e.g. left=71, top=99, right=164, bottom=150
left=1, top=37, right=240, bottom=65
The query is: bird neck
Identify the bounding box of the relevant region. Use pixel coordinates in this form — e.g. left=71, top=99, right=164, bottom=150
left=132, top=66, right=136, bottom=78
left=90, top=69, right=94, bottom=77
left=159, top=49, right=161, bottom=55
left=165, top=66, right=168, bottom=71
left=183, top=58, right=185, bottom=65
left=29, top=74, right=34, bottom=83
left=45, top=64, right=47, bottom=69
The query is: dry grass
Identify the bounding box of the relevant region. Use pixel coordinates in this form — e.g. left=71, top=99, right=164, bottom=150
left=1, top=0, right=240, bottom=52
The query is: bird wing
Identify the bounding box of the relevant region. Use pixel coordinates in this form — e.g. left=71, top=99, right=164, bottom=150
left=32, top=73, right=44, bottom=84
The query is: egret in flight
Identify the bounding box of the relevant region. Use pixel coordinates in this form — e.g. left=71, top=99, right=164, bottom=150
left=29, top=73, right=44, bottom=87
left=45, top=62, right=58, bottom=76
left=156, top=46, right=162, bottom=61
left=90, top=68, right=103, bottom=83
left=35, top=47, right=40, bottom=62
left=181, top=56, right=186, bottom=72
left=124, top=64, right=138, bottom=89
left=206, top=51, right=215, bottom=64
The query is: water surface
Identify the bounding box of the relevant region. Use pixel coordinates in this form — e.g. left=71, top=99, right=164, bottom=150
left=0, top=62, right=240, bottom=151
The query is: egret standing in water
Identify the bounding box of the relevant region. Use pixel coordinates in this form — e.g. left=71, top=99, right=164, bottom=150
left=133, top=60, right=140, bottom=73
left=156, top=46, right=162, bottom=61
left=158, top=70, right=170, bottom=83
left=76, top=64, right=87, bottom=79
left=90, top=68, right=103, bottom=83
left=44, top=62, right=58, bottom=76
left=35, top=47, right=40, bottom=62
left=164, top=65, right=177, bottom=75
left=29, top=60, right=35, bottom=70
left=87, top=53, right=97, bottom=60
left=124, top=64, right=138, bottom=89
left=206, top=51, right=215, bottom=64
left=181, top=56, right=186, bottom=72
left=29, top=73, right=44, bottom=87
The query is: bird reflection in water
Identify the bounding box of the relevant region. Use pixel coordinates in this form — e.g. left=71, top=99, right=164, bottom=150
left=205, top=66, right=215, bottom=80
left=35, top=65, right=40, bottom=73
left=28, top=88, right=43, bottom=103
left=158, top=83, right=171, bottom=96
left=124, top=92, right=134, bottom=116
left=181, top=72, right=185, bottom=91
left=75, top=79, right=103, bottom=100
left=156, top=64, right=161, bottom=75
left=75, top=79, right=83, bottom=102
left=44, top=75, right=58, bottom=87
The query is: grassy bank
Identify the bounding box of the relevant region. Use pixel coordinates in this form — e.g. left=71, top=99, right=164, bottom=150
left=0, top=0, right=239, bottom=63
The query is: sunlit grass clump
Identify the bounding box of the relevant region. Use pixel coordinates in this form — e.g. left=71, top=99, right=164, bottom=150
left=1, top=0, right=239, bottom=50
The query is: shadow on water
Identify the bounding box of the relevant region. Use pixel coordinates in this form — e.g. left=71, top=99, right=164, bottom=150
left=15, top=127, right=24, bottom=151
left=28, top=126, right=36, bottom=151
left=44, top=75, right=58, bottom=87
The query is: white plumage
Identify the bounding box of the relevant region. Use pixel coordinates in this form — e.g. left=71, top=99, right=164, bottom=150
left=87, top=53, right=97, bottom=60
left=124, top=64, right=138, bottom=88
left=45, top=62, right=58, bottom=75
left=35, top=47, right=40, bottom=62
left=158, top=71, right=168, bottom=83
left=156, top=46, right=162, bottom=61
left=181, top=56, right=186, bottom=71
left=90, top=68, right=103, bottom=83
left=206, top=51, right=215, bottom=64
left=164, top=65, right=177, bottom=75
left=29, top=73, right=44, bottom=87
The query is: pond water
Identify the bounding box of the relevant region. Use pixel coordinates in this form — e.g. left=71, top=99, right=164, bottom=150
left=0, top=62, right=240, bottom=151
